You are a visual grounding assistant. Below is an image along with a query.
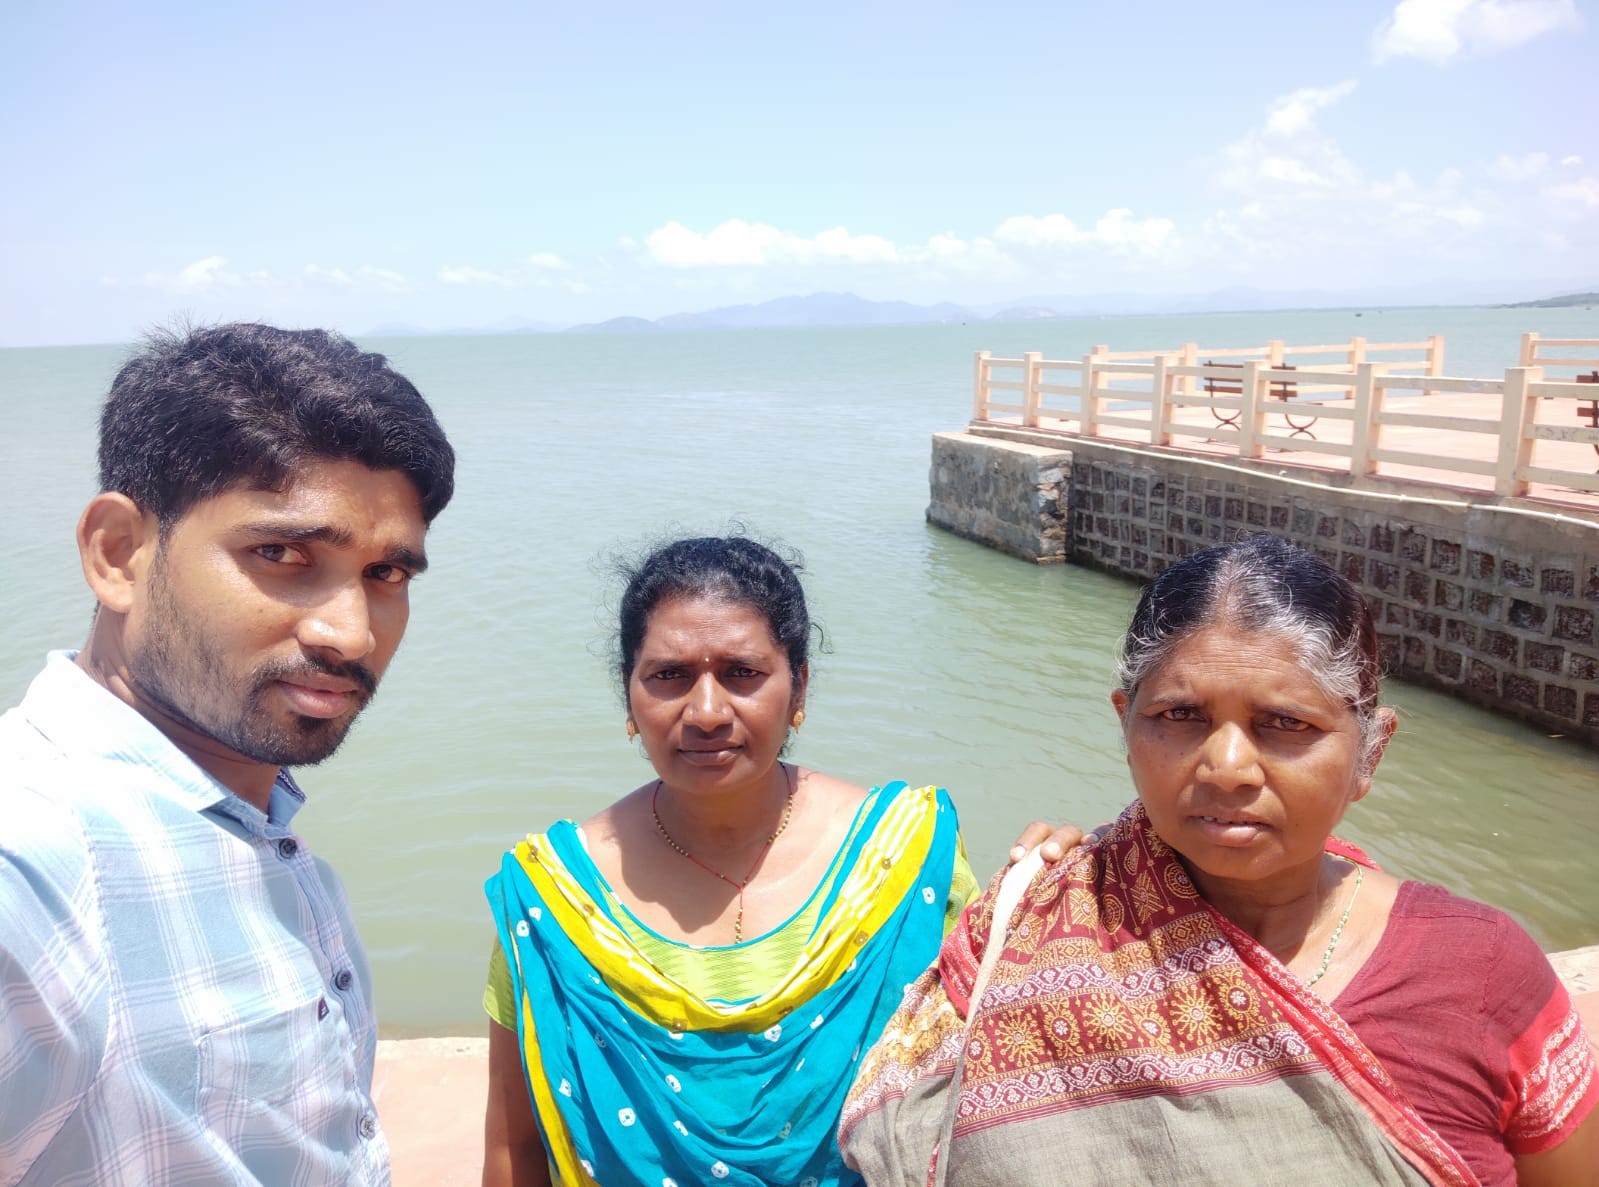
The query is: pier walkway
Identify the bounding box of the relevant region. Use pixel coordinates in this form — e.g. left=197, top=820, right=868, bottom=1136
left=973, top=332, right=1599, bottom=515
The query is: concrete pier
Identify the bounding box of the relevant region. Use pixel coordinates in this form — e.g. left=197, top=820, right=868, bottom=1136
left=374, top=1036, right=488, bottom=1187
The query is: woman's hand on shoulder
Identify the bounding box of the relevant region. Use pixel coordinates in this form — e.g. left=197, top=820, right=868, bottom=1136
left=1007, top=819, right=1091, bottom=866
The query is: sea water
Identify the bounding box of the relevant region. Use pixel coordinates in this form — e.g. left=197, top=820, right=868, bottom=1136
left=3, top=306, right=1596, bottom=1033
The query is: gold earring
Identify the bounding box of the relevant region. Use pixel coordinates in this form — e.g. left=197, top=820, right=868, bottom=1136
left=626, top=719, right=637, bottom=740
left=791, top=709, right=805, bottom=729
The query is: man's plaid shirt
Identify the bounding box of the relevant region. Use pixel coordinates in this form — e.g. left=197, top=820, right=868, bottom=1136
left=1, top=653, right=391, bottom=1186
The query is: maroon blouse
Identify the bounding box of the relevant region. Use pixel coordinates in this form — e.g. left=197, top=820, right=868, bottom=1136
left=1335, top=880, right=1597, bottom=1185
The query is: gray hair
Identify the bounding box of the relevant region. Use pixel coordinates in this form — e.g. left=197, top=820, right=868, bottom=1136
left=1117, top=536, right=1385, bottom=767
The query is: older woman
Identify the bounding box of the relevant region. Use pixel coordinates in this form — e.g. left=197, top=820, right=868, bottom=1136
left=842, top=536, right=1598, bottom=1187
left=481, top=536, right=1078, bottom=1187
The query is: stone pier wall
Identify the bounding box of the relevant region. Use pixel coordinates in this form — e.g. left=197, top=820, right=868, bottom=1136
left=928, top=428, right=1599, bottom=746
left=927, top=431, right=1072, bottom=562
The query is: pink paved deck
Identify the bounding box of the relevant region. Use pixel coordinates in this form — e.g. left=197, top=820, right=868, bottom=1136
left=374, top=1037, right=488, bottom=1187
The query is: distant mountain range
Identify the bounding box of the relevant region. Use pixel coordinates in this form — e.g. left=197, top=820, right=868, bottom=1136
left=565, top=292, right=974, bottom=333
left=565, top=283, right=1599, bottom=333
left=363, top=284, right=1597, bottom=339
left=364, top=318, right=564, bottom=337
left=1503, top=290, right=1599, bottom=309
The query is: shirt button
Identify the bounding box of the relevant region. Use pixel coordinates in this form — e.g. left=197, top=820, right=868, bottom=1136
left=358, top=1113, right=377, bottom=1140
left=277, top=838, right=299, bottom=859
left=334, top=969, right=354, bottom=992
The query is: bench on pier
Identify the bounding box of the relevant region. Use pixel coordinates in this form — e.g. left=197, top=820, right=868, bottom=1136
left=1578, top=371, right=1598, bottom=462
left=1202, top=362, right=1314, bottom=438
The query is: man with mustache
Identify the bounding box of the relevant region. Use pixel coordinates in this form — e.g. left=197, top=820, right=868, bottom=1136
left=0, top=323, right=454, bottom=1185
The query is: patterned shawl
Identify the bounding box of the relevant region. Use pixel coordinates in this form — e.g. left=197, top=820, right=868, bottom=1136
left=486, top=782, right=960, bottom=1187
left=839, top=802, right=1481, bottom=1187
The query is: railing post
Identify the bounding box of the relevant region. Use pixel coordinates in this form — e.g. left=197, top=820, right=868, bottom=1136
left=1080, top=351, right=1103, bottom=436
left=1349, top=361, right=1379, bottom=477
left=1347, top=335, right=1366, bottom=402
left=1494, top=366, right=1537, bottom=496
left=1179, top=342, right=1197, bottom=397
left=1239, top=360, right=1265, bottom=459
left=1021, top=351, right=1042, bottom=427
left=1519, top=332, right=1538, bottom=369
left=1150, top=354, right=1172, bottom=446
left=1427, top=334, right=1445, bottom=378
left=1267, top=339, right=1284, bottom=367
left=972, top=350, right=990, bottom=421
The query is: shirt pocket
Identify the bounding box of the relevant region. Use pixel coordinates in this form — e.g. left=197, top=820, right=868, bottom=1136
left=194, top=993, right=356, bottom=1163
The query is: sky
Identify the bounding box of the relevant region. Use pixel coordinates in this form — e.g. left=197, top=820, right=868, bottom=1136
left=3, top=0, right=1596, bottom=345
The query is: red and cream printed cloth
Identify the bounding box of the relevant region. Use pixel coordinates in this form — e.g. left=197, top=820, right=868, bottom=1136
left=839, top=803, right=1596, bottom=1187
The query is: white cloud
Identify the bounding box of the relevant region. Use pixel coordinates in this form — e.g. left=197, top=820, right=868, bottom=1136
left=1263, top=81, right=1359, bottom=136
left=994, top=209, right=1176, bottom=253
left=923, top=232, right=973, bottom=260
left=1373, top=0, right=1580, bottom=64
left=641, top=211, right=1175, bottom=276
left=305, top=264, right=411, bottom=291
left=1544, top=177, right=1599, bottom=208
left=1396, top=201, right=1486, bottom=226
left=1204, top=93, right=1441, bottom=269
left=169, top=255, right=233, bottom=291
left=993, top=213, right=1078, bottom=246
left=438, top=265, right=520, bottom=286
left=527, top=252, right=570, bottom=271
left=1218, top=82, right=1361, bottom=194
left=358, top=266, right=410, bottom=291
left=1194, top=78, right=1599, bottom=293
left=1561, top=155, right=1584, bottom=167
left=137, top=255, right=275, bottom=292
left=1260, top=156, right=1335, bottom=186
left=1488, top=152, right=1550, bottom=182
left=176, top=256, right=231, bottom=289
left=645, top=219, right=899, bottom=267
left=305, top=264, right=353, bottom=285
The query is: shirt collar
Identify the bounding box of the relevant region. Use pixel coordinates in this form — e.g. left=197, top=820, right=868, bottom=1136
left=22, top=650, right=307, bottom=829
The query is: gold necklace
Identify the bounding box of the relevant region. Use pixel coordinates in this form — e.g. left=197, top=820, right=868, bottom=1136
left=1304, top=860, right=1364, bottom=987
left=651, top=763, right=796, bottom=943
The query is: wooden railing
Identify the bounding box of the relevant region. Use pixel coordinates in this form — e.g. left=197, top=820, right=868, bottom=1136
left=972, top=336, right=1599, bottom=498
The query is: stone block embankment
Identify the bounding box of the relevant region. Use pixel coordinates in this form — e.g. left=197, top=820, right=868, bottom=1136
left=928, top=429, right=1599, bottom=745
left=927, top=431, right=1071, bottom=562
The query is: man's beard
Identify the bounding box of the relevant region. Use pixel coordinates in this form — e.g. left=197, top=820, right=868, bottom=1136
left=129, top=565, right=379, bottom=767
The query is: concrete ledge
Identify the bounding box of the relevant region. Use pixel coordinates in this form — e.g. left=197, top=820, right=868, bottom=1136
left=1550, top=945, right=1599, bottom=995
left=374, top=1037, right=488, bottom=1186
left=1553, top=948, right=1599, bottom=1060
